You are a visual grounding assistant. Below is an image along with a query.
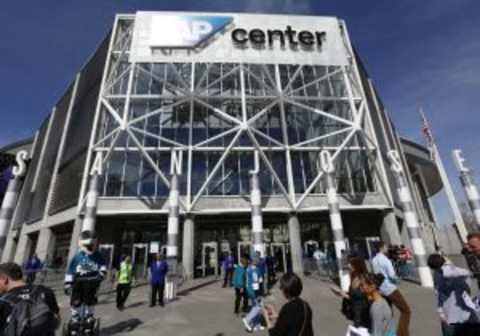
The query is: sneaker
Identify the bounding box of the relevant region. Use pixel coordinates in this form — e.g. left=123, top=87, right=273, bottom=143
left=242, top=318, right=253, bottom=332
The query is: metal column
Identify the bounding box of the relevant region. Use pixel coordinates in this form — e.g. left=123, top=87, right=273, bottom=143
left=81, top=174, right=99, bottom=233
left=182, top=216, right=195, bottom=280
left=167, top=174, right=180, bottom=272
left=453, top=150, right=480, bottom=228
left=388, top=151, right=433, bottom=287
left=288, top=214, right=303, bottom=275
left=325, top=172, right=351, bottom=291
left=0, top=175, right=22, bottom=258
left=250, top=172, right=264, bottom=256
left=459, top=172, right=480, bottom=228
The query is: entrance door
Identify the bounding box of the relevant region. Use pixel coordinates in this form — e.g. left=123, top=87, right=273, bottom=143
left=237, top=242, right=252, bottom=260
left=132, top=243, right=149, bottom=280
left=201, top=242, right=218, bottom=277
left=365, top=237, right=381, bottom=259
left=304, top=240, right=319, bottom=258
left=98, top=244, right=115, bottom=271
left=270, top=243, right=287, bottom=273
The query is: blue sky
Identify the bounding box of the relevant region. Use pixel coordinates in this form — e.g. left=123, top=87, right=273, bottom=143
left=1, top=0, right=479, bottom=226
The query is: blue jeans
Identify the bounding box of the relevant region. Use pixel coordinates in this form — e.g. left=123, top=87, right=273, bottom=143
left=245, top=297, right=262, bottom=327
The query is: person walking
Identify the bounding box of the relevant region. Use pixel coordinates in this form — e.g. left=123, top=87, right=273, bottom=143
left=242, top=256, right=263, bottom=331
left=463, top=238, right=480, bottom=287
left=0, top=262, right=60, bottom=336
left=222, top=251, right=235, bottom=288
left=149, top=253, right=168, bottom=307
left=266, top=251, right=276, bottom=289
left=116, top=255, right=133, bottom=310
left=427, top=253, right=480, bottom=336
left=23, top=254, right=43, bottom=285
left=233, top=255, right=249, bottom=315
left=256, top=251, right=266, bottom=295
left=262, top=273, right=314, bottom=336
left=331, top=256, right=371, bottom=333
left=360, top=273, right=396, bottom=336
left=372, top=241, right=411, bottom=336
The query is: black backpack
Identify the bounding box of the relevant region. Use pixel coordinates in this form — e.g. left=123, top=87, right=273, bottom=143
left=0, top=286, right=56, bottom=336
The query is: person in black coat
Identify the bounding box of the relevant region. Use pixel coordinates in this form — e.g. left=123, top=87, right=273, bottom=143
left=263, top=273, right=314, bottom=336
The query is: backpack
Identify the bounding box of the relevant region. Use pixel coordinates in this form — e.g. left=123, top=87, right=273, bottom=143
left=0, top=286, right=56, bottom=336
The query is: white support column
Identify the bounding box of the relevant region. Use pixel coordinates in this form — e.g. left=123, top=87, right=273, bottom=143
left=81, top=174, right=99, bottom=233
left=167, top=174, right=180, bottom=272
left=325, top=172, right=351, bottom=291
left=381, top=211, right=402, bottom=246
left=288, top=214, right=303, bottom=275
left=459, top=172, right=480, bottom=228
left=0, top=175, right=23, bottom=259
left=14, top=228, right=31, bottom=265
left=250, top=171, right=264, bottom=256
left=182, top=215, right=195, bottom=280
left=453, top=149, right=480, bottom=228
left=387, top=150, right=434, bottom=288
left=35, top=228, right=55, bottom=263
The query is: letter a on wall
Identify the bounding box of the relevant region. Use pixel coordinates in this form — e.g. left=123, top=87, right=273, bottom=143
left=90, top=152, right=104, bottom=176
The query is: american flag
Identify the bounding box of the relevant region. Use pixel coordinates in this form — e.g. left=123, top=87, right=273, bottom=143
left=419, top=108, right=435, bottom=160
left=420, top=108, right=434, bottom=146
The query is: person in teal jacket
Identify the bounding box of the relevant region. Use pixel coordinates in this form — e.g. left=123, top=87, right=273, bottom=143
left=233, top=255, right=248, bottom=315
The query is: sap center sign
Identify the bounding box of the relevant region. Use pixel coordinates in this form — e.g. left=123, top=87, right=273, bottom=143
left=130, top=12, right=350, bottom=65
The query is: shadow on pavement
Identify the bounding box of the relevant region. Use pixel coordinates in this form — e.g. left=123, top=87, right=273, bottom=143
left=101, top=318, right=143, bottom=335
left=127, top=301, right=147, bottom=309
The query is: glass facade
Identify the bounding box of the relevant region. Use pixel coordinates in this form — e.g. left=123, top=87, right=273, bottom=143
left=97, top=59, right=375, bottom=198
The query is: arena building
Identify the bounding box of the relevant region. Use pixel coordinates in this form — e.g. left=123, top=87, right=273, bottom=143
left=0, top=12, right=444, bottom=280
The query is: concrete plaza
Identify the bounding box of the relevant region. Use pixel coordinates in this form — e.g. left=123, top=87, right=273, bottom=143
left=56, top=276, right=441, bottom=335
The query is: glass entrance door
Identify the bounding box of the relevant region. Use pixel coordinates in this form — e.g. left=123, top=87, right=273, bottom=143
left=98, top=244, right=115, bottom=271
left=237, top=241, right=252, bottom=260
left=132, top=243, right=149, bottom=281
left=270, top=243, right=287, bottom=273
left=201, top=242, right=218, bottom=277
left=304, top=240, right=319, bottom=258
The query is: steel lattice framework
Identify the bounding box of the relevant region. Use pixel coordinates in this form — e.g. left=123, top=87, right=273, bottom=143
left=78, top=17, right=389, bottom=214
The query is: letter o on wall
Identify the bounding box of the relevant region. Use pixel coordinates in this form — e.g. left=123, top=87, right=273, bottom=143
left=249, top=29, right=266, bottom=44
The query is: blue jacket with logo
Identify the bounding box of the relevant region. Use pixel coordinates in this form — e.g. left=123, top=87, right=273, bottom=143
left=150, top=260, right=168, bottom=285
left=65, top=249, right=106, bottom=283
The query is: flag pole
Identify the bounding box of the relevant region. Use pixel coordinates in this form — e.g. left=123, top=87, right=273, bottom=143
left=420, top=108, right=468, bottom=242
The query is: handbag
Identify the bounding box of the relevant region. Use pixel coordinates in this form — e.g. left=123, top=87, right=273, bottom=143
left=341, top=298, right=354, bottom=320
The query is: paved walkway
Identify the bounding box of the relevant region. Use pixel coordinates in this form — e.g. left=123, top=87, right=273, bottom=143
left=56, top=276, right=441, bottom=335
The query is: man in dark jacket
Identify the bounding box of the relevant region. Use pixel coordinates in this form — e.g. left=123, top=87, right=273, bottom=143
left=222, top=251, right=235, bottom=288
left=149, top=253, right=168, bottom=307
left=0, top=262, right=59, bottom=336
left=23, top=254, right=43, bottom=285
left=462, top=242, right=480, bottom=287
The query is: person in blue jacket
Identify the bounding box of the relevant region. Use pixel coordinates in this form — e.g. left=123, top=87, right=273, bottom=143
left=222, top=251, right=235, bottom=288
left=23, top=253, right=43, bottom=285
left=64, top=231, right=106, bottom=328
left=149, top=252, right=168, bottom=307
left=233, top=255, right=248, bottom=315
